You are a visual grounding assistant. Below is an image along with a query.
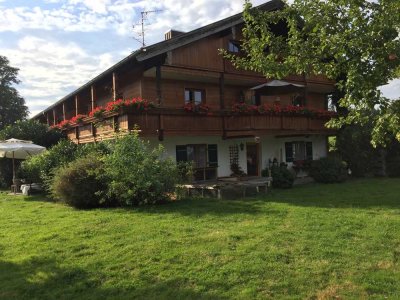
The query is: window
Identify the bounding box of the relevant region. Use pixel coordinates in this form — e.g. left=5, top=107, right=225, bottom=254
left=176, top=144, right=218, bottom=168
left=292, top=94, right=305, bottom=106
left=228, top=41, right=240, bottom=53
left=185, top=88, right=204, bottom=105
left=285, top=142, right=313, bottom=162
left=176, top=144, right=218, bottom=180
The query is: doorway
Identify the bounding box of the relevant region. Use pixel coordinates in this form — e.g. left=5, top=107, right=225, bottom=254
left=246, top=143, right=260, bottom=176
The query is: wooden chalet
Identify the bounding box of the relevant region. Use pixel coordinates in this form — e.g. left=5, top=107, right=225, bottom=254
left=33, top=0, right=336, bottom=180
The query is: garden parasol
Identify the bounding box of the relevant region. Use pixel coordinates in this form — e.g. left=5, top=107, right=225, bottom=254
left=0, top=138, right=46, bottom=179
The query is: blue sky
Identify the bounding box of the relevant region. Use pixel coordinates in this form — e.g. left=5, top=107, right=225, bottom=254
left=0, top=0, right=399, bottom=117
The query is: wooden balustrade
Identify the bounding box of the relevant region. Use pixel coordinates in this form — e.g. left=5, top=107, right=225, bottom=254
left=63, top=108, right=335, bottom=143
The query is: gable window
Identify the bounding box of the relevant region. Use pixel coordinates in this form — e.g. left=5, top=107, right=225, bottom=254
left=185, top=88, right=204, bottom=105
left=285, top=141, right=313, bottom=162
left=228, top=40, right=240, bottom=53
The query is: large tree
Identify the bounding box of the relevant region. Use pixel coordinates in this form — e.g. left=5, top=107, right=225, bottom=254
left=0, top=56, right=28, bottom=130
left=224, top=0, right=400, bottom=146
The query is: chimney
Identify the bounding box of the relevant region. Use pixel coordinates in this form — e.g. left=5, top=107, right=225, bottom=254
left=165, top=29, right=185, bottom=40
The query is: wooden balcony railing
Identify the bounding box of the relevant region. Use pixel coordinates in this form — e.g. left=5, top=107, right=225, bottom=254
left=63, top=108, right=336, bottom=143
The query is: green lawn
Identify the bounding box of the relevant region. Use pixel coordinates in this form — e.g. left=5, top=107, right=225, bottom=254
left=0, top=178, right=399, bottom=299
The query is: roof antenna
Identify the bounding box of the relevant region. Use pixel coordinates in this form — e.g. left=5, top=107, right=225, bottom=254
left=133, top=10, right=163, bottom=48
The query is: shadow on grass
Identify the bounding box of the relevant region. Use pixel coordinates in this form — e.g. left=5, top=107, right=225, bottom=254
left=21, top=178, right=400, bottom=212
left=0, top=257, right=228, bottom=300
left=132, top=197, right=270, bottom=217
left=22, top=193, right=268, bottom=217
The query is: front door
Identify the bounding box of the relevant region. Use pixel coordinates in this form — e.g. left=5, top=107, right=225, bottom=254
left=246, top=143, right=259, bottom=176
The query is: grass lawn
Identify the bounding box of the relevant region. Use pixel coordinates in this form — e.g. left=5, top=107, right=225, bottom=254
left=0, top=178, right=399, bottom=299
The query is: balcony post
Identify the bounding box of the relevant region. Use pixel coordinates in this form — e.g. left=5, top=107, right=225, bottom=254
left=91, top=85, right=96, bottom=110
left=156, top=65, right=162, bottom=105
left=53, top=109, right=56, bottom=125
left=112, top=72, right=118, bottom=101
left=219, top=73, right=225, bottom=109
left=62, top=102, right=66, bottom=121
left=304, top=73, right=308, bottom=106
left=46, top=113, right=50, bottom=126
left=75, top=95, right=79, bottom=116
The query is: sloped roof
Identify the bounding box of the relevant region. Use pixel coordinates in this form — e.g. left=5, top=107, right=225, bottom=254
left=33, top=0, right=284, bottom=119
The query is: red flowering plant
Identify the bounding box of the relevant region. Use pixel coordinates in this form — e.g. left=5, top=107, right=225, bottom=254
left=281, top=104, right=302, bottom=116
left=256, top=103, right=282, bottom=115
left=123, top=97, right=155, bottom=111
left=56, top=119, right=71, bottom=129
left=70, top=114, right=87, bottom=124
left=89, top=106, right=106, bottom=119
left=105, top=99, right=124, bottom=113
left=231, top=102, right=253, bottom=114
left=184, top=102, right=211, bottom=114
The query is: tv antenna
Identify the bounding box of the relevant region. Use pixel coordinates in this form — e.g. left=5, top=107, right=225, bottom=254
left=133, top=9, right=163, bottom=48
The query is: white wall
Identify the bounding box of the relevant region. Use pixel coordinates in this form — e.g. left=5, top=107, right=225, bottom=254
left=145, top=134, right=328, bottom=177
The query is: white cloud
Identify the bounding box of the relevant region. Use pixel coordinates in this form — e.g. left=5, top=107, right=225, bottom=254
left=1, top=36, right=131, bottom=116
left=68, top=0, right=111, bottom=14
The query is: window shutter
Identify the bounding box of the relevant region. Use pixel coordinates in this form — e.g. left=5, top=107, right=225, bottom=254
left=285, top=142, right=293, bottom=162
left=306, top=142, right=313, bottom=160
left=208, top=144, right=218, bottom=167
left=176, top=145, right=187, bottom=162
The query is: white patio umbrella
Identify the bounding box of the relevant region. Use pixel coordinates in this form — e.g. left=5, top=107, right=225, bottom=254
left=250, top=79, right=305, bottom=95
left=0, top=138, right=46, bottom=179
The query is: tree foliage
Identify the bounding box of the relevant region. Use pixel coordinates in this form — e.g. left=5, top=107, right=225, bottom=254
left=224, top=0, right=400, bottom=146
left=0, top=120, right=64, bottom=148
left=0, top=56, right=28, bottom=130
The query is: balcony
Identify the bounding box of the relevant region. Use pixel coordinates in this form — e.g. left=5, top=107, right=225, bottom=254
left=62, top=107, right=336, bottom=143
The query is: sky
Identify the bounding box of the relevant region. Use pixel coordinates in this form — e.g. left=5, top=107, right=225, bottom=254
left=0, top=0, right=399, bottom=117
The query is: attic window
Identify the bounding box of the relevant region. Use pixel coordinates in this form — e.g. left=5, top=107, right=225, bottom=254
left=228, top=41, right=240, bottom=53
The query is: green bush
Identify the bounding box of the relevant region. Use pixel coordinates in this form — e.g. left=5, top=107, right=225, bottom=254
left=310, top=157, right=348, bottom=183
left=51, top=157, right=110, bottom=209
left=177, top=161, right=194, bottom=183
left=268, top=165, right=295, bottom=189
left=20, top=139, right=78, bottom=193
left=104, top=132, right=179, bottom=206
left=20, top=139, right=112, bottom=193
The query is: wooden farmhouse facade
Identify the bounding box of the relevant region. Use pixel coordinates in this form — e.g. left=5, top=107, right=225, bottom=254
left=33, top=0, right=336, bottom=180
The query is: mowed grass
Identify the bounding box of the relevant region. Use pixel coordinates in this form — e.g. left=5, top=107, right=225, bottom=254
left=0, top=178, right=399, bottom=299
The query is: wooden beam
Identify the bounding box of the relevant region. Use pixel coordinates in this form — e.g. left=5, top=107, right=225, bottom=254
left=112, top=72, right=118, bottom=101
left=303, top=73, right=308, bottom=106
left=75, top=95, right=79, bottom=116
left=91, top=85, right=96, bottom=110
left=219, top=73, right=225, bottom=109
left=62, top=103, right=66, bottom=120
left=53, top=109, right=56, bottom=125
left=156, top=65, right=162, bottom=104
left=46, top=113, right=50, bottom=126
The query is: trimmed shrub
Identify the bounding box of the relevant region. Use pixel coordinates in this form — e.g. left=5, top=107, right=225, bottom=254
left=310, top=157, right=348, bottom=183
left=268, top=165, right=295, bottom=189
left=51, top=157, right=110, bottom=209
left=104, top=132, right=179, bottom=206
